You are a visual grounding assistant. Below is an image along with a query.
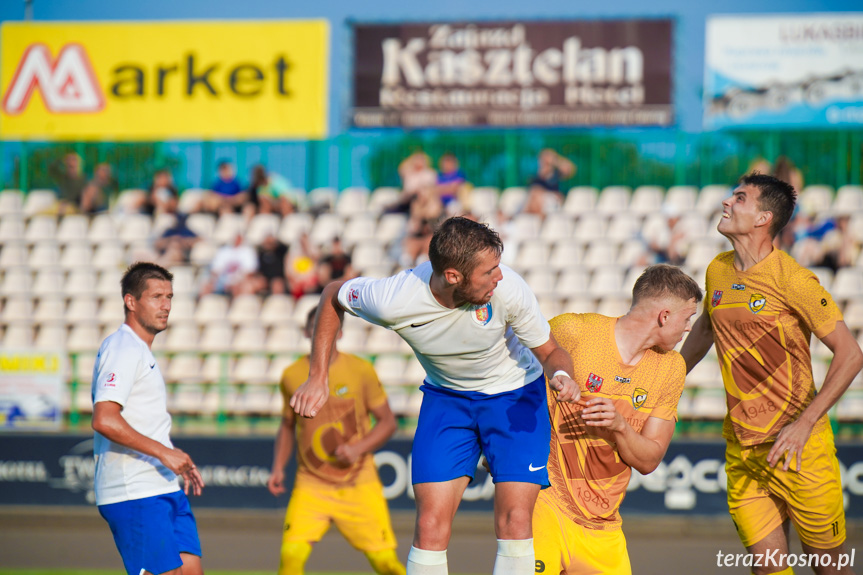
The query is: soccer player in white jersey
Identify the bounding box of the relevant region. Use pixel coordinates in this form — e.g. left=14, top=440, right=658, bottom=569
left=92, top=262, right=206, bottom=575
left=292, top=216, right=580, bottom=575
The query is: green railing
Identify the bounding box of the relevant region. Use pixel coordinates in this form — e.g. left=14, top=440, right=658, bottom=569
left=3, top=129, right=861, bottom=195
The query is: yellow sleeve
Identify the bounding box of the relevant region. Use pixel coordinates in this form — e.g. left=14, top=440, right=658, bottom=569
left=362, top=357, right=388, bottom=410
left=786, top=266, right=843, bottom=339
left=650, top=354, right=686, bottom=422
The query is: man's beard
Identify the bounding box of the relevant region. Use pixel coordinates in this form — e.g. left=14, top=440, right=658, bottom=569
left=453, top=280, right=489, bottom=306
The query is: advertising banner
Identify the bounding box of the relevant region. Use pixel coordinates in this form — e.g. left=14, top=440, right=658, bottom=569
left=704, top=14, right=863, bottom=129
left=0, top=20, right=329, bottom=139
left=4, top=435, right=863, bottom=518
left=352, top=20, right=674, bottom=128
left=0, top=350, right=65, bottom=430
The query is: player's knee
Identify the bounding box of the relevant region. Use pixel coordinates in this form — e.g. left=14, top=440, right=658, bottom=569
left=279, top=541, right=312, bottom=575
left=415, top=514, right=453, bottom=547
left=365, top=549, right=406, bottom=575
left=495, top=509, right=533, bottom=539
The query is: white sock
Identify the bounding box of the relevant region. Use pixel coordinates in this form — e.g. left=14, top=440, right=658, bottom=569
left=492, top=539, right=534, bottom=575
left=407, top=546, right=448, bottom=575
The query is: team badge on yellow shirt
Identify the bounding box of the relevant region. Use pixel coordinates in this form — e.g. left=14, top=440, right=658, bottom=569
left=712, top=290, right=723, bottom=307
left=632, top=387, right=648, bottom=410
left=749, top=294, right=767, bottom=314
left=586, top=372, right=604, bottom=392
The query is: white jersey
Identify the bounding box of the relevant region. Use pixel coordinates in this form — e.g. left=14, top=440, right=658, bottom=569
left=92, top=324, right=179, bottom=506
left=338, top=262, right=550, bottom=394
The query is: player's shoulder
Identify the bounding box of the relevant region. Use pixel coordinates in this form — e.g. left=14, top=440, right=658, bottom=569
left=707, top=250, right=735, bottom=271
left=550, top=312, right=606, bottom=333
left=280, top=355, right=310, bottom=383
left=101, top=325, right=146, bottom=356
left=341, top=352, right=375, bottom=371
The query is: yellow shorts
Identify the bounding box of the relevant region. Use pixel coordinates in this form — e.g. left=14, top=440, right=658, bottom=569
left=282, top=478, right=398, bottom=552
left=726, top=425, right=845, bottom=550
left=533, top=491, right=631, bottom=575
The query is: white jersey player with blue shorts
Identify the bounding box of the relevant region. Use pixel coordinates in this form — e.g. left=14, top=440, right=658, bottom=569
left=290, top=217, right=580, bottom=575
left=92, top=262, right=205, bottom=575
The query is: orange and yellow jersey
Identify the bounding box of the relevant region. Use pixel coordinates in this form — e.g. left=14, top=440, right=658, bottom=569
left=704, top=249, right=842, bottom=447
left=547, top=313, right=685, bottom=530
left=279, top=352, right=388, bottom=487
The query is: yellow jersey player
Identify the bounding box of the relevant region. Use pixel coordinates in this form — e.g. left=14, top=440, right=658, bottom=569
left=681, top=173, right=863, bottom=575
left=535, top=264, right=702, bottom=574
left=267, top=306, right=406, bottom=575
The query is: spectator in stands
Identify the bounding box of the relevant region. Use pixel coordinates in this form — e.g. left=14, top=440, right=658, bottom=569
left=523, top=148, right=576, bottom=216
left=154, top=213, right=199, bottom=267
left=203, top=160, right=248, bottom=215
left=772, top=155, right=804, bottom=194
left=747, top=156, right=772, bottom=176
left=80, top=162, right=116, bottom=215
left=268, top=306, right=405, bottom=575
left=253, top=233, right=290, bottom=295
left=386, top=151, right=438, bottom=214
left=642, top=204, right=686, bottom=266
left=145, top=169, right=180, bottom=216
left=318, top=236, right=356, bottom=287
left=819, top=214, right=858, bottom=272
left=436, top=153, right=469, bottom=212
left=400, top=187, right=444, bottom=268
left=200, top=232, right=259, bottom=297
left=51, top=152, right=87, bottom=215
left=247, top=164, right=298, bottom=217
left=286, top=232, right=322, bottom=299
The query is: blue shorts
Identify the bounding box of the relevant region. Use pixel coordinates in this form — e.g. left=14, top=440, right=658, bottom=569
left=412, top=375, right=550, bottom=486
left=98, top=490, right=202, bottom=575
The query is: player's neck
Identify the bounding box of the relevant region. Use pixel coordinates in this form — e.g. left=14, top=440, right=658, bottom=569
left=429, top=273, right=460, bottom=309
left=613, top=315, right=649, bottom=366
left=124, top=318, right=156, bottom=349
left=729, top=233, right=774, bottom=272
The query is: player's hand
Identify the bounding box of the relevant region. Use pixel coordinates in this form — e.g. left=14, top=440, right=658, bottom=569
left=267, top=468, right=286, bottom=496
left=161, top=448, right=205, bottom=496
left=580, top=397, right=624, bottom=433
left=549, top=372, right=580, bottom=404
left=766, top=417, right=815, bottom=472
left=334, top=443, right=360, bottom=466
left=290, top=378, right=329, bottom=418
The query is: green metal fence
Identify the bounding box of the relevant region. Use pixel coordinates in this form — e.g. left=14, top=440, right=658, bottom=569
left=3, top=129, right=861, bottom=195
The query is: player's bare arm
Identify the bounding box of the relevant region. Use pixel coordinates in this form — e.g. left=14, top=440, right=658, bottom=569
left=267, top=412, right=296, bottom=496
left=93, top=401, right=205, bottom=496
left=680, top=312, right=714, bottom=374
left=581, top=400, right=675, bottom=475
left=767, top=320, right=863, bottom=472
left=531, top=334, right=580, bottom=403
left=290, top=280, right=347, bottom=418
left=334, top=400, right=398, bottom=466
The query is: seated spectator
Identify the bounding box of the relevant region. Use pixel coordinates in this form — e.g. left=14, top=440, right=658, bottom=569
left=203, top=160, right=248, bottom=215
left=318, top=236, right=356, bottom=286
left=523, top=148, right=576, bottom=216
left=200, top=232, right=259, bottom=297
left=154, top=213, right=199, bottom=267
left=50, top=152, right=87, bottom=215
left=436, top=153, right=469, bottom=211
left=386, top=150, right=438, bottom=214
left=642, top=205, right=686, bottom=266
left=253, top=233, right=289, bottom=295
left=286, top=232, right=321, bottom=299
left=400, top=187, right=444, bottom=267
left=144, top=169, right=180, bottom=216
left=247, top=164, right=298, bottom=217
left=819, top=214, right=859, bottom=271
left=80, top=163, right=115, bottom=214
left=772, top=155, right=804, bottom=194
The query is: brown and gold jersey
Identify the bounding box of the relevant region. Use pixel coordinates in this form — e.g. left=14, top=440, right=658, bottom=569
left=705, top=249, right=842, bottom=446
left=547, top=313, right=685, bottom=530
left=279, top=353, right=388, bottom=487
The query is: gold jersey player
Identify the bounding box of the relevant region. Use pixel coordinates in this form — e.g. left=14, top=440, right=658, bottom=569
left=267, top=306, right=405, bottom=575
left=535, top=264, right=702, bottom=575
left=681, top=173, right=863, bottom=575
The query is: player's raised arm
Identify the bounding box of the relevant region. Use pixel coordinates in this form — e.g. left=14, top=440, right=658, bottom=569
left=290, top=280, right=347, bottom=418
left=767, top=320, right=863, bottom=471
left=679, top=312, right=714, bottom=374
left=531, top=334, right=580, bottom=404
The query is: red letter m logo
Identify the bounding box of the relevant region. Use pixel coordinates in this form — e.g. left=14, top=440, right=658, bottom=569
left=2, top=43, right=105, bottom=115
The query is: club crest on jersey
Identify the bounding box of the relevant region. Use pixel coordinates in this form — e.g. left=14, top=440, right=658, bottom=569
left=347, top=287, right=360, bottom=304
left=632, top=387, right=648, bottom=410
left=732, top=283, right=745, bottom=290
left=712, top=290, right=723, bottom=307
left=749, top=294, right=767, bottom=314
left=472, top=303, right=493, bottom=326
left=586, top=373, right=603, bottom=393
